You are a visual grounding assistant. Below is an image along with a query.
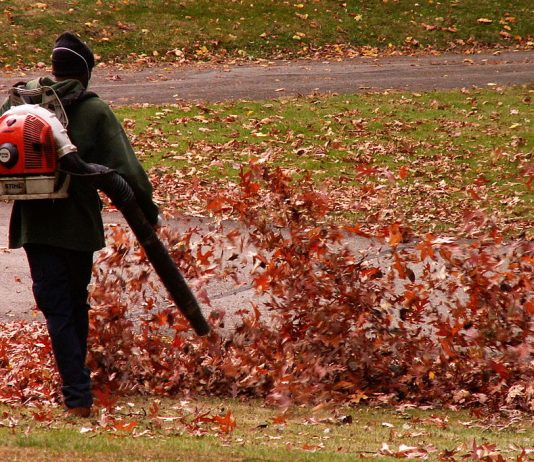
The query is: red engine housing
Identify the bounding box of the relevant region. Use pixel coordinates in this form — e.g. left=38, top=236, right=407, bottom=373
left=0, top=111, right=58, bottom=176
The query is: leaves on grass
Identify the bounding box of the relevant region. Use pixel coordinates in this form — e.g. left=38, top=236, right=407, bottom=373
left=2, top=0, right=533, bottom=70
left=123, top=87, right=532, bottom=239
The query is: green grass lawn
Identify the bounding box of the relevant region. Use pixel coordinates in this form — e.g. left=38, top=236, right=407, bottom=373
left=0, top=0, right=532, bottom=67
left=1, top=398, right=532, bottom=461
left=115, top=85, right=533, bottom=236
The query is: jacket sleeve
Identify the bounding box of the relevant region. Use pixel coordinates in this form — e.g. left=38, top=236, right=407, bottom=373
left=92, top=102, right=160, bottom=225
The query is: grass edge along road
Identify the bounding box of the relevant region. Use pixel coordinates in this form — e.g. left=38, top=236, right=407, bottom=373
left=0, top=399, right=532, bottom=462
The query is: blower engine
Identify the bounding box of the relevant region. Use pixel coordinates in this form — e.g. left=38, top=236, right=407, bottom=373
left=0, top=86, right=72, bottom=200
left=0, top=87, right=210, bottom=336
left=0, top=97, right=70, bottom=199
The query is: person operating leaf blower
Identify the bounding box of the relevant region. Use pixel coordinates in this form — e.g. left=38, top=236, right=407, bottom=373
left=0, top=32, right=160, bottom=417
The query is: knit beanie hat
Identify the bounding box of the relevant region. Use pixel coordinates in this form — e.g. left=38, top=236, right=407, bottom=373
left=52, top=31, right=95, bottom=78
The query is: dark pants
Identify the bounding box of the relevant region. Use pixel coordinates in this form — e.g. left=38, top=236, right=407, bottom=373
left=24, top=244, right=94, bottom=409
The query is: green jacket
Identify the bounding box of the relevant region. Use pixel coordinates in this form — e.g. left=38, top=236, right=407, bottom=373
left=1, top=77, right=159, bottom=251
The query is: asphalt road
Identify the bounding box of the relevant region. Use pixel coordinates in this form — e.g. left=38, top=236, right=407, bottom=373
left=0, top=50, right=532, bottom=105
left=0, top=50, right=532, bottom=326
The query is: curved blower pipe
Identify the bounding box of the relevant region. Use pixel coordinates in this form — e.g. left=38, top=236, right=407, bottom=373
left=1, top=103, right=210, bottom=336
left=59, top=153, right=211, bottom=336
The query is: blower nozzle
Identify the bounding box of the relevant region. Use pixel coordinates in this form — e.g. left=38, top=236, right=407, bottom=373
left=58, top=152, right=211, bottom=337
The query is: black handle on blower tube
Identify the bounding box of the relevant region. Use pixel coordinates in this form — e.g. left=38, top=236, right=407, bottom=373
left=58, top=152, right=211, bottom=337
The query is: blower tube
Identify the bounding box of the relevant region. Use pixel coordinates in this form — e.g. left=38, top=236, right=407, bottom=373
left=58, top=152, right=211, bottom=337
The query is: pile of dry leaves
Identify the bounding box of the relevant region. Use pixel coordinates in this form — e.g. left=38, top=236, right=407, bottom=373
left=0, top=164, right=531, bottom=414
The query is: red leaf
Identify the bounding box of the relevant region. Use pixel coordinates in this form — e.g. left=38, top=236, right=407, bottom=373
left=344, top=224, right=371, bottom=238
left=207, top=196, right=226, bottom=212
left=31, top=410, right=53, bottom=422
left=213, top=410, right=236, bottom=433
left=113, top=420, right=138, bottom=432
left=388, top=224, right=403, bottom=247
left=254, top=273, right=269, bottom=292
left=467, top=187, right=481, bottom=200
left=272, top=413, right=288, bottom=424
left=93, top=387, right=119, bottom=411
left=489, top=360, right=511, bottom=380
left=393, top=252, right=407, bottom=279
left=398, top=166, right=409, bottom=179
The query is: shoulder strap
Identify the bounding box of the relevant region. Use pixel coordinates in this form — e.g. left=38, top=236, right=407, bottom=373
left=7, top=84, right=69, bottom=127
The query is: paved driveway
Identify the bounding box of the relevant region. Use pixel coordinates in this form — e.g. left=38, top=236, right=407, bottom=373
left=0, top=51, right=531, bottom=104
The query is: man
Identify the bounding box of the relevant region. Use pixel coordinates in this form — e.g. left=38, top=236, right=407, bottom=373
left=1, top=32, right=160, bottom=417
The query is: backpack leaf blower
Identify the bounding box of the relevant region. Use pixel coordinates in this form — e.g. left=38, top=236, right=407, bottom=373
left=0, top=88, right=210, bottom=336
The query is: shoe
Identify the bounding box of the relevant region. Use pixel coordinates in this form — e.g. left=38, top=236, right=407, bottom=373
left=65, top=406, right=92, bottom=418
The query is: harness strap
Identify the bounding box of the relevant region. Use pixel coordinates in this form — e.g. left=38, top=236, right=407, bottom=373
left=8, top=85, right=69, bottom=127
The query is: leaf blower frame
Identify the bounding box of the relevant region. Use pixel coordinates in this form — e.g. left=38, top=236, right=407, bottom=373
left=0, top=91, right=210, bottom=336
left=0, top=87, right=71, bottom=199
